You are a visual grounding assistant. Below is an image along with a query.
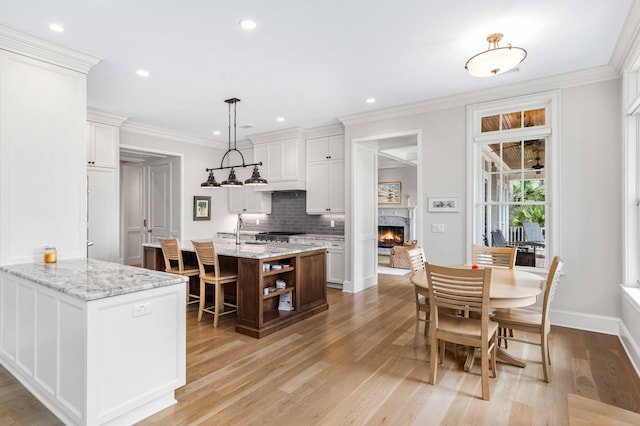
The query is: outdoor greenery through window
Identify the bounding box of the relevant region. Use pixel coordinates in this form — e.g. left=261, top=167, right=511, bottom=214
left=479, top=139, right=547, bottom=267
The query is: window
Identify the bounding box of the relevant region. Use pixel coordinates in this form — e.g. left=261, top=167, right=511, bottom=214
left=467, top=92, right=559, bottom=269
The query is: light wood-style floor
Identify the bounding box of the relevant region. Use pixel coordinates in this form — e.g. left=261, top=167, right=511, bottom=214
left=2, top=272, right=640, bottom=425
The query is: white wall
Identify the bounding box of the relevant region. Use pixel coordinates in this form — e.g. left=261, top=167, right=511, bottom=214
left=120, top=128, right=238, bottom=240
left=344, top=77, right=622, bottom=328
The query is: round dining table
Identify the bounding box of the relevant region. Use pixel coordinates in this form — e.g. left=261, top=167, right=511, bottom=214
left=410, top=266, right=544, bottom=368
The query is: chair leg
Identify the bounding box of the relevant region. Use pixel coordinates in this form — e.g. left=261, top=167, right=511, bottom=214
left=413, top=310, right=420, bottom=348
left=481, top=346, right=490, bottom=401
left=213, top=283, right=221, bottom=328
left=429, top=336, right=438, bottom=385
left=197, top=279, right=205, bottom=321
left=542, top=332, right=550, bottom=383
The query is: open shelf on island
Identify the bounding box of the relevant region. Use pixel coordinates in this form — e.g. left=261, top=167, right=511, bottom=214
left=263, top=286, right=294, bottom=300
left=263, top=266, right=294, bottom=277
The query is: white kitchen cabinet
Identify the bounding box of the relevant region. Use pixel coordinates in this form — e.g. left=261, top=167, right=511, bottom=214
left=86, top=121, right=119, bottom=168
left=87, top=168, right=119, bottom=262
left=228, top=187, right=272, bottom=214
left=306, top=136, right=345, bottom=214
left=306, top=135, right=344, bottom=162
left=249, top=128, right=306, bottom=191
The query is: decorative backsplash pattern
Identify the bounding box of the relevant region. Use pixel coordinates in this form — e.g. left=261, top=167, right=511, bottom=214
left=241, top=190, right=344, bottom=235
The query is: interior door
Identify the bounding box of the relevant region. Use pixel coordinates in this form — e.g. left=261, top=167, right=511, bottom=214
left=121, top=163, right=144, bottom=265
left=147, top=161, right=172, bottom=243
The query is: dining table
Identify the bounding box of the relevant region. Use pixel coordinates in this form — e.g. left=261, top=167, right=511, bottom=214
left=410, top=265, right=544, bottom=369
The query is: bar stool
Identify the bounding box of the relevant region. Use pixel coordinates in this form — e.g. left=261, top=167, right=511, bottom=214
left=191, top=240, right=238, bottom=327
left=159, top=238, right=200, bottom=305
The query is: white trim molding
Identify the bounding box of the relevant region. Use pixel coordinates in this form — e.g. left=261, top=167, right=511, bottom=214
left=121, top=121, right=226, bottom=149
left=87, top=108, right=128, bottom=127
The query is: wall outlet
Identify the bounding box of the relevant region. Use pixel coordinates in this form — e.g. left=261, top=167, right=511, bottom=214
left=132, top=302, right=151, bottom=317
left=330, top=220, right=335, bottom=227
left=431, top=224, right=445, bottom=233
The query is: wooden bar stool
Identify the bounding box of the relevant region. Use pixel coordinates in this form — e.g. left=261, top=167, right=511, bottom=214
left=191, top=240, right=238, bottom=327
left=159, top=238, right=200, bottom=305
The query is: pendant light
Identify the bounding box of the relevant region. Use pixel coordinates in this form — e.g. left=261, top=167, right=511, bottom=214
left=201, top=98, right=268, bottom=188
left=465, top=33, right=527, bottom=77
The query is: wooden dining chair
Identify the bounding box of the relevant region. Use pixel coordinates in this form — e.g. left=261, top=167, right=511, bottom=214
left=490, top=256, right=563, bottom=383
left=159, top=238, right=200, bottom=305
left=191, top=240, right=238, bottom=327
left=406, top=247, right=428, bottom=347
left=425, top=262, right=498, bottom=401
left=472, top=244, right=517, bottom=269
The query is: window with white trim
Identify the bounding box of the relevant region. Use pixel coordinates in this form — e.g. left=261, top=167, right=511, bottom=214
left=467, top=92, right=560, bottom=269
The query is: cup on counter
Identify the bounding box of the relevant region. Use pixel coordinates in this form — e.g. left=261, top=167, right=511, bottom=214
left=263, top=263, right=271, bottom=272
left=44, top=245, right=57, bottom=264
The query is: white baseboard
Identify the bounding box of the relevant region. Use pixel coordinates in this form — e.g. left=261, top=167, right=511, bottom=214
left=619, top=321, right=640, bottom=378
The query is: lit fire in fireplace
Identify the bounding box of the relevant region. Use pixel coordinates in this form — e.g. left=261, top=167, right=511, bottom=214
left=378, top=226, right=404, bottom=248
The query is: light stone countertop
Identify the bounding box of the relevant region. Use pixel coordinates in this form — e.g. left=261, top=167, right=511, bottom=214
left=0, top=258, right=187, bottom=301
left=144, top=239, right=329, bottom=259
left=291, top=234, right=344, bottom=241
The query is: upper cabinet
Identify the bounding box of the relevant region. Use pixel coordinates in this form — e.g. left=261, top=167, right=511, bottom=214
left=249, top=128, right=305, bottom=191
left=306, top=134, right=345, bottom=214
left=86, top=109, right=127, bottom=169
left=228, top=187, right=272, bottom=214
left=306, top=135, right=345, bottom=162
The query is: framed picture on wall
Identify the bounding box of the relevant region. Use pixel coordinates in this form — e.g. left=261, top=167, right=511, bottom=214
left=193, top=195, right=211, bottom=221
left=378, top=182, right=402, bottom=204
left=428, top=197, right=458, bottom=212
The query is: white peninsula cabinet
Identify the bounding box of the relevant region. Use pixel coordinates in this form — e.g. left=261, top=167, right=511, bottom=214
left=305, top=135, right=345, bottom=214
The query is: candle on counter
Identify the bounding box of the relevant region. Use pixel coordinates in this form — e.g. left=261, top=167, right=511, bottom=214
left=44, top=246, right=57, bottom=264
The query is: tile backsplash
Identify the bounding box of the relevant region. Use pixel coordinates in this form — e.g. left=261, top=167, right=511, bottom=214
left=241, top=191, right=344, bottom=235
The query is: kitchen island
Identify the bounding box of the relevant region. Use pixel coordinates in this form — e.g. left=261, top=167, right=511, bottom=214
left=143, top=240, right=328, bottom=338
left=0, top=259, right=187, bottom=426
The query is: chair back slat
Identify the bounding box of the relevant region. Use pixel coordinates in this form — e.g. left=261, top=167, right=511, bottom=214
left=406, top=247, right=426, bottom=275
left=191, top=240, right=221, bottom=278
left=426, top=264, right=491, bottom=317
left=159, top=238, right=185, bottom=272
left=472, top=245, right=516, bottom=269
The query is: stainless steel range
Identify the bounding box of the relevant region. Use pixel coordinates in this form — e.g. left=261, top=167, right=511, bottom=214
left=255, top=231, right=304, bottom=243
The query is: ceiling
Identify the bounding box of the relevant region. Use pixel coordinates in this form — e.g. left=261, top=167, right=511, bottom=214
left=2, top=0, right=632, bottom=147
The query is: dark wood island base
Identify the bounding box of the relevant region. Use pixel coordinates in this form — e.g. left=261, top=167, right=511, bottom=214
left=143, top=243, right=328, bottom=338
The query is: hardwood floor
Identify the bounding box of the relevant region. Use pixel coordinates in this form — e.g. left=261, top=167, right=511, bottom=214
left=2, top=273, right=640, bottom=425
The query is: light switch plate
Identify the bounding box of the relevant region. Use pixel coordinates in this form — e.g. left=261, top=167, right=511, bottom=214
left=431, top=224, right=445, bottom=233
left=132, top=302, right=151, bottom=317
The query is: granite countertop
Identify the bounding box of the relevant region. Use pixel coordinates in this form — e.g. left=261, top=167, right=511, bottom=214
left=144, top=239, right=329, bottom=259
left=0, top=258, right=187, bottom=301
left=292, top=234, right=344, bottom=241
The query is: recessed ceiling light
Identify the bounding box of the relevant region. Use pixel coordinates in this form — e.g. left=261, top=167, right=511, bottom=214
left=213, top=130, right=221, bottom=135
left=276, top=117, right=285, bottom=122
left=239, top=19, right=257, bottom=30
left=136, top=69, right=150, bottom=78
left=366, top=97, right=376, bottom=103
left=49, top=23, right=64, bottom=33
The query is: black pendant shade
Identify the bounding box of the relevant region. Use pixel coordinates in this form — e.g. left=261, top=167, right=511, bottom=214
left=221, top=168, right=243, bottom=187
left=244, top=165, right=268, bottom=186
left=201, top=170, right=221, bottom=188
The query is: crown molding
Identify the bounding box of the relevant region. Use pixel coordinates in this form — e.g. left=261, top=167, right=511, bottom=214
left=121, top=121, right=227, bottom=149
left=339, top=65, right=620, bottom=127
left=87, top=108, right=128, bottom=127
left=611, top=0, right=640, bottom=72
left=0, top=23, right=101, bottom=74
left=303, top=123, right=345, bottom=139
left=247, top=127, right=305, bottom=145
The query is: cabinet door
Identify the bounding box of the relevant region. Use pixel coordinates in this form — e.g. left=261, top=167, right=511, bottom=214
left=228, top=188, right=247, bottom=213
left=306, top=137, right=328, bottom=162
left=88, top=122, right=118, bottom=168
left=87, top=168, right=119, bottom=262
left=306, top=162, right=328, bottom=214
left=327, top=249, right=345, bottom=284
left=245, top=188, right=271, bottom=213
left=327, top=135, right=344, bottom=160
left=327, top=160, right=344, bottom=213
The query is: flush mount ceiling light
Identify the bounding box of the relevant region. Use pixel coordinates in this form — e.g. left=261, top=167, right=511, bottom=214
left=201, top=98, right=267, bottom=188
left=48, top=23, right=64, bottom=33
left=465, top=33, right=527, bottom=77
left=239, top=19, right=257, bottom=30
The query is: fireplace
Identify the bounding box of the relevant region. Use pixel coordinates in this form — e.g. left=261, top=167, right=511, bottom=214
left=378, top=226, right=404, bottom=248
left=378, top=215, right=411, bottom=255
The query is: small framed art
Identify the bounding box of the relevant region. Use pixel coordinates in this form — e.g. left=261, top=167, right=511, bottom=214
left=193, top=195, right=211, bottom=221
left=378, top=182, right=402, bottom=204
left=428, top=197, right=458, bottom=212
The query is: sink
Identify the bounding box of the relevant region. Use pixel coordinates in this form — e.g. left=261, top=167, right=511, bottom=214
left=243, top=241, right=268, bottom=245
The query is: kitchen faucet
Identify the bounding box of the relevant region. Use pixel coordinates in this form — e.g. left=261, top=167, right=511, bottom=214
left=236, top=214, right=243, bottom=245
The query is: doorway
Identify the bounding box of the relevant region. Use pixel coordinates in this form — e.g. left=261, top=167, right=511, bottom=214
left=120, top=145, right=183, bottom=266
left=350, top=130, right=421, bottom=291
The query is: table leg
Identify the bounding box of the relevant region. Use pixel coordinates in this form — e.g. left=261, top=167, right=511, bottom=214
left=463, top=347, right=526, bottom=371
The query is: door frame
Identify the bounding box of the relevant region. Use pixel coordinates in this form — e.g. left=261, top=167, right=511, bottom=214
left=119, top=144, right=184, bottom=264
